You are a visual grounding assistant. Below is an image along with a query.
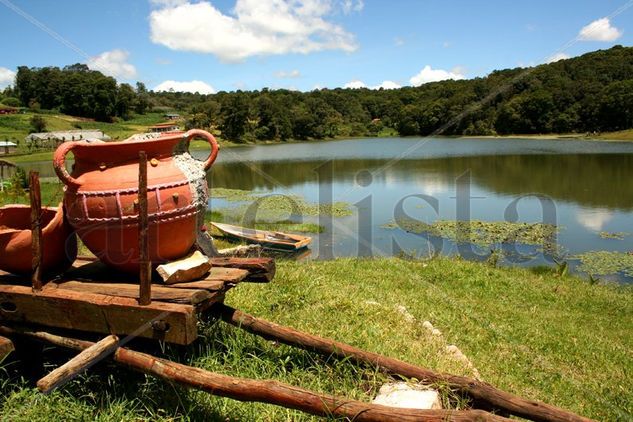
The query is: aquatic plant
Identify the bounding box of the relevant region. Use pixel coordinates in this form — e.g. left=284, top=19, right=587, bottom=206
left=574, top=250, right=633, bottom=277
left=598, top=231, right=628, bottom=240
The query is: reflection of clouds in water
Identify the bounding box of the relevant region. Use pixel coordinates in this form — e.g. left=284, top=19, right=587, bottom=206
left=576, top=208, right=613, bottom=231
left=415, top=175, right=449, bottom=196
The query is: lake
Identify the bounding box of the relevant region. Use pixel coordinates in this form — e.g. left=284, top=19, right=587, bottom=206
left=15, top=136, right=633, bottom=282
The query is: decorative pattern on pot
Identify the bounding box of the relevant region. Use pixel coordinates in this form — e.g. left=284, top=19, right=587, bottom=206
left=53, top=129, right=219, bottom=273
left=0, top=204, right=77, bottom=275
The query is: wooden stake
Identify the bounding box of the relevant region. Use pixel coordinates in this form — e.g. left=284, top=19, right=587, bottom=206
left=29, top=171, right=43, bottom=291
left=0, top=326, right=511, bottom=422
left=37, top=335, right=119, bottom=394
left=216, top=304, right=593, bottom=422
left=138, top=151, right=151, bottom=305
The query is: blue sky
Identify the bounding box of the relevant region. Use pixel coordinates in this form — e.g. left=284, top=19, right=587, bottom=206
left=0, top=0, right=631, bottom=93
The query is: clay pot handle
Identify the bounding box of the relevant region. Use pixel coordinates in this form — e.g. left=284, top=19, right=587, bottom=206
left=53, top=141, right=81, bottom=189
left=183, top=129, right=220, bottom=172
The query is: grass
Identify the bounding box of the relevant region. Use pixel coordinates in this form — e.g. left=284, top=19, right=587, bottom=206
left=0, top=257, right=630, bottom=421
left=598, top=129, right=633, bottom=141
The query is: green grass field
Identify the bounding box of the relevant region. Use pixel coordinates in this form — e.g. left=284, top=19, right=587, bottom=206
left=0, top=257, right=630, bottom=421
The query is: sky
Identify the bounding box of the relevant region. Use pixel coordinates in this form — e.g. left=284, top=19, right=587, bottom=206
left=0, top=0, right=631, bottom=93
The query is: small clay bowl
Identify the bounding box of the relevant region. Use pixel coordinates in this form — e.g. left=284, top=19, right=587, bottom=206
left=0, top=204, right=77, bottom=275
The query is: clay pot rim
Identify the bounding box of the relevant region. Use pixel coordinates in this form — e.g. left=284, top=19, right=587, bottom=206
left=0, top=203, right=65, bottom=236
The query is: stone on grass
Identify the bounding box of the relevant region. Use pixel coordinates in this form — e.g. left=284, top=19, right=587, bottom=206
left=372, top=382, right=442, bottom=410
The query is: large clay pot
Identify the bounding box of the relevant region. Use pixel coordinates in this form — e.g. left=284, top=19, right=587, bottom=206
left=53, top=129, right=219, bottom=273
left=0, top=204, right=77, bottom=275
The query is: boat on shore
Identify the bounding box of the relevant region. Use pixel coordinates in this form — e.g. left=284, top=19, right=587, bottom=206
left=211, top=222, right=312, bottom=251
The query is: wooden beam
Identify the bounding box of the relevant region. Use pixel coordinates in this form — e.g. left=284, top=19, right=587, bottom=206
left=0, top=336, right=14, bottom=361
left=2, top=326, right=511, bottom=422
left=29, top=171, right=43, bottom=291
left=0, top=284, right=197, bottom=344
left=37, top=335, right=119, bottom=394
left=216, top=304, right=593, bottom=422
left=208, top=257, right=275, bottom=283
left=53, top=281, right=214, bottom=305
left=138, top=151, right=151, bottom=305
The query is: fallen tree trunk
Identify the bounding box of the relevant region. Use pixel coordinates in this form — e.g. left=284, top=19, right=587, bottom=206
left=1, top=325, right=510, bottom=422
left=215, top=304, right=594, bottom=422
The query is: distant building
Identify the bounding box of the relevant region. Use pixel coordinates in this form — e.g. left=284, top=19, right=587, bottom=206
left=0, top=106, right=18, bottom=115
left=0, top=141, right=17, bottom=155
left=149, top=122, right=180, bottom=133
left=164, top=113, right=180, bottom=120
left=25, top=130, right=110, bottom=145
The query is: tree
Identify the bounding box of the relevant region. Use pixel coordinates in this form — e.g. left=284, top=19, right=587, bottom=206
left=220, top=94, right=249, bottom=141
left=135, top=82, right=150, bottom=114
left=30, top=115, right=46, bottom=133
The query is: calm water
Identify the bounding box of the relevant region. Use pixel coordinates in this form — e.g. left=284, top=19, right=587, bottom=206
left=14, top=137, right=633, bottom=280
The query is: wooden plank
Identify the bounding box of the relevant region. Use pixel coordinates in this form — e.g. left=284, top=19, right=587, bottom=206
left=29, top=171, right=43, bottom=290
left=165, top=268, right=248, bottom=291
left=0, top=336, right=14, bottom=361
left=209, top=257, right=275, bottom=283
left=53, top=281, right=214, bottom=305
left=138, top=151, right=151, bottom=305
left=37, top=335, right=119, bottom=394
left=0, top=284, right=197, bottom=345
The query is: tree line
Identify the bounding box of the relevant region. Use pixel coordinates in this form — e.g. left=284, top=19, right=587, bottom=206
left=3, top=45, right=633, bottom=140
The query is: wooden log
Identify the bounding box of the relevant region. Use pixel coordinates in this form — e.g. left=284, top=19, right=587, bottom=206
left=1, top=326, right=511, bottom=422
left=53, top=281, right=214, bottom=305
left=0, top=284, right=197, bottom=344
left=217, top=244, right=262, bottom=257
left=0, top=336, right=14, bottom=361
left=29, top=171, right=43, bottom=291
left=37, top=335, right=119, bottom=394
left=216, top=304, right=593, bottom=422
left=209, top=257, right=275, bottom=283
left=138, top=151, right=151, bottom=305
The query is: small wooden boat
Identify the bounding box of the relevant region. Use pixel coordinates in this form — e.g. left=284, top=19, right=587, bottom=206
left=211, top=222, right=312, bottom=251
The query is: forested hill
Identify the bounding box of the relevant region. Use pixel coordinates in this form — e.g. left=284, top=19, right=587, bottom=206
left=3, top=45, right=633, bottom=141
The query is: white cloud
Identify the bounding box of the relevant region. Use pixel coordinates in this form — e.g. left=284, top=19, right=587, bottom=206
left=546, top=52, right=570, bottom=63
left=409, top=65, right=465, bottom=86
left=373, top=80, right=401, bottom=90
left=341, top=0, right=363, bottom=14
left=343, top=79, right=401, bottom=90
left=87, top=49, right=137, bottom=80
left=344, top=79, right=366, bottom=89
left=275, top=69, right=301, bottom=79
left=578, top=17, right=622, bottom=42
left=154, top=80, right=216, bottom=94
left=149, top=0, right=359, bottom=62
left=150, top=0, right=187, bottom=7
left=0, top=67, right=16, bottom=88
left=394, top=37, right=404, bottom=47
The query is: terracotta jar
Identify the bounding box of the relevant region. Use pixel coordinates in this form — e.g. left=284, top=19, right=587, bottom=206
left=53, top=129, right=219, bottom=273
left=0, top=204, right=77, bottom=275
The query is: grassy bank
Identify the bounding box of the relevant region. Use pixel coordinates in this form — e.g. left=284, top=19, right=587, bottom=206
left=0, top=257, right=630, bottom=421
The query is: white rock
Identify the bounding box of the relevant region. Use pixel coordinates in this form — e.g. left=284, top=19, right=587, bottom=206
left=431, top=328, right=442, bottom=336
left=372, top=382, right=442, bottom=409
left=422, top=321, right=434, bottom=331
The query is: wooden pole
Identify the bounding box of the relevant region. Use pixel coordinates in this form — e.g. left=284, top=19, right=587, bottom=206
left=0, top=326, right=510, bottom=422
left=138, top=151, right=151, bottom=305
left=37, top=335, right=119, bottom=394
left=215, top=304, right=594, bottom=422
left=29, top=171, right=43, bottom=291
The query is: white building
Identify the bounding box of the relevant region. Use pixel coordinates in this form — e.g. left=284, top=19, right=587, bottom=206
left=25, top=130, right=111, bottom=145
